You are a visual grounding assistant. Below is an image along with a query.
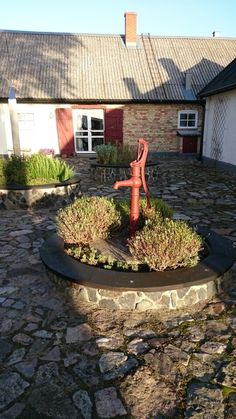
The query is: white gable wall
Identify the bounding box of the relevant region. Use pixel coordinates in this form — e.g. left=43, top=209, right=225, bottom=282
left=203, top=90, right=236, bottom=166
left=0, top=103, right=63, bottom=155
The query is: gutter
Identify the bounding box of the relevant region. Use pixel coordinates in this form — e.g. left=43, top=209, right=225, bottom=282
left=0, top=98, right=204, bottom=105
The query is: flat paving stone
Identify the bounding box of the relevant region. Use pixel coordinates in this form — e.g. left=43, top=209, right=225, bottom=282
left=72, top=390, right=93, bottom=419
left=15, top=358, right=38, bottom=379
left=99, top=352, right=128, bottom=373
left=0, top=372, right=29, bottom=410
left=0, top=339, right=12, bottom=362
left=66, top=323, right=92, bottom=343
left=28, top=383, right=78, bottom=418
left=95, top=387, right=127, bottom=418
left=7, top=348, right=26, bottom=366
left=185, top=381, right=224, bottom=418
left=215, top=361, right=236, bottom=388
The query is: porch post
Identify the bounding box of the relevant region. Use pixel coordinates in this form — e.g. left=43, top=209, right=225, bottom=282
left=8, top=87, right=21, bottom=156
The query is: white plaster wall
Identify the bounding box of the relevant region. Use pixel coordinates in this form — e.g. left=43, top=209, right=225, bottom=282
left=203, top=90, right=236, bottom=166
left=0, top=103, right=72, bottom=155
left=15, top=104, right=61, bottom=154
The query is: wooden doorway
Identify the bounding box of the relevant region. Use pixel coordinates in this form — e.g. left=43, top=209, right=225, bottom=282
left=182, top=136, right=198, bottom=153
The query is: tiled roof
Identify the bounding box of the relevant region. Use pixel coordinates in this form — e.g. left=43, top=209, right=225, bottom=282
left=198, top=58, right=236, bottom=97
left=0, top=31, right=236, bottom=102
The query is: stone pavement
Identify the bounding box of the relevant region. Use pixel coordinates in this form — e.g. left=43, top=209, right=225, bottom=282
left=1, top=156, right=236, bottom=418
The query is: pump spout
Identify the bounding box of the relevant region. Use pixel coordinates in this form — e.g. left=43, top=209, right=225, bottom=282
left=113, top=178, right=140, bottom=190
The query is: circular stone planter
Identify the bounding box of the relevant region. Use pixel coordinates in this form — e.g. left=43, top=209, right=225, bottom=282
left=0, top=175, right=81, bottom=209
left=40, top=227, right=236, bottom=311
left=90, top=161, right=158, bottom=183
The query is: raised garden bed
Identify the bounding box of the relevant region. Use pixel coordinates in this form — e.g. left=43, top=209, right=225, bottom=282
left=90, top=161, right=158, bottom=183
left=40, top=227, right=236, bottom=311
left=0, top=175, right=81, bottom=209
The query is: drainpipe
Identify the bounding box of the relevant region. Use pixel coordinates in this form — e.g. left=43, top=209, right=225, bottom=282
left=198, top=101, right=206, bottom=162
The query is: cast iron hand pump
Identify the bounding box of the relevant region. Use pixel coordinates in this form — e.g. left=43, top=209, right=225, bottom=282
left=113, top=138, right=151, bottom=236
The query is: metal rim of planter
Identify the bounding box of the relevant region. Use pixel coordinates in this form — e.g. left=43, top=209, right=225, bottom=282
left=0, top=175, right=80, bottom=191
left=90, top=161, right=158, bottom=169
left=40, top=227, right=236, bottom=292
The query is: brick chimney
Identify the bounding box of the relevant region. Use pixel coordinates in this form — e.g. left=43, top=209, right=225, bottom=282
left=124, top=12, right=137, bottom=47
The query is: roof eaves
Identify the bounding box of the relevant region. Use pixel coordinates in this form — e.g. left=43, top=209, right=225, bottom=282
left=0, top=97, right=203, bottom=105
left=198, top=83, right=236, bottom=98
left=198, top=58, right=236, bottom=98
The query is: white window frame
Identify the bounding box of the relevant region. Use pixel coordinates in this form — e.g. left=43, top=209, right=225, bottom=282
left=72, top=109, right=104, bottom=153
left=178, top=110, right=198, bottom=129
left=17, top=112, right=35, bottom=130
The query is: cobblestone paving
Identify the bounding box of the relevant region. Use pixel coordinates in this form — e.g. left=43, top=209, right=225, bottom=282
left=1, top=157, right=236, bottom=418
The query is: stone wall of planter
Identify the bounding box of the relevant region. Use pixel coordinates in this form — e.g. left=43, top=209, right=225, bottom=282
left=49, top=270, right=223, bottom=311
left=0, top=176, right=81, bottom=209
left=90, top=162, right=158, bottom=183
left=40, top=229, right=236, bottom=312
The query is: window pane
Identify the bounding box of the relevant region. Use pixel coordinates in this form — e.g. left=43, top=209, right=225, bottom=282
left=82, top=115, right=88, bottom=130
left=91, top=117, right=103, bottom=130
left=188, top=120, right=195, bottom=127
left=188, top=114, right=196, bottom=121
left=180, top=114, right=187, bottom=120
left=92, top=131, right=104, bottom=136
left=76, top=131, right=88, bottom=137
left=92, top=137, right=104, bottom=150
left=179, top=120, right=188, bottom=127
left=76, top=137, right=88, bottom=151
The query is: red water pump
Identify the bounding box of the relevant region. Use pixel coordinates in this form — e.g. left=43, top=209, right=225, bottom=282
left=113, top=138, right=151, bottom=236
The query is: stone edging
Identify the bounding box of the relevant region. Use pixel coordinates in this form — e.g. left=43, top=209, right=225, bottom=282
left=90, top=162, right=158, bottom=183
left=0, top=175, right=81, bottom=209
left=40, top=228, right=236, bottom=311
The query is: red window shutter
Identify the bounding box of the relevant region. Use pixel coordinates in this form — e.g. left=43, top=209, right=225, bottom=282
left=105, top=109, right=123, bottom=144
left=55, top=108, right=75, bottom=155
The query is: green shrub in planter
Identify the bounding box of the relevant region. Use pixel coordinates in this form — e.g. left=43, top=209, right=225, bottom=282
left=116, top=198, right=173, bottom=228
left=57, top=196, right=121, bottom=245
left=95, top=144, right=116, bottom=165
left=0, top=154, right=74, bottom=185
left=95, top=143, right=137, bottom=165
left=128, top=219, right=203, bottom=271
left=27, top=154, right=74, bottom=183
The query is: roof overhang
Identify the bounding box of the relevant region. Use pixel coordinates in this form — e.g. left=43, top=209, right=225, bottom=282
left=0, top=98, right=204, bottom=105
left=177, top=129, right=201, bottom=137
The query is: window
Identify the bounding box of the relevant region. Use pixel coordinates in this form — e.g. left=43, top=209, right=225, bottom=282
left=178, top=110, right=198, bottom=129
left=72, top=109, right=104, bottom=153
left=17, top=113, right=35, bottom=129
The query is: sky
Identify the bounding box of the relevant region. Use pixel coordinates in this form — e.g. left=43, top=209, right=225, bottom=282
left=0, top=0, right=236, bottom=38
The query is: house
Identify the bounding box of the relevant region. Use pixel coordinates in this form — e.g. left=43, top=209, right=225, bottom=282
left=198, top=58, right=236, bottom=171
left=1, top=12, right=236, bottom=157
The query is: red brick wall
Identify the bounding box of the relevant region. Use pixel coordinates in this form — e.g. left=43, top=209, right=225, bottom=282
left=122, top=104, right=203, bottom=152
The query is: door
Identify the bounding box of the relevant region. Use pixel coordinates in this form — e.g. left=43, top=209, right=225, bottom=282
left=105, top=109, right=123, bottom=144
left=72, top=109, right=104, bottom=153
left=182, top=136, right=198, bottom=153
left=55, top=108, right=75, bottom=155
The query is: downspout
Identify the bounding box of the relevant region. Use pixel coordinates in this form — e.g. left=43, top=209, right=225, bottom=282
left=198, top=100, right=206, bottom=162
